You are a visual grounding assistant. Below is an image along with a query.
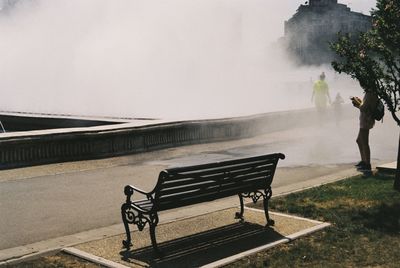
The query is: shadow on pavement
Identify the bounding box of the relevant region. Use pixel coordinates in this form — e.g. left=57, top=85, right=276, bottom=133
left=120, top=221, right=285, bottom=267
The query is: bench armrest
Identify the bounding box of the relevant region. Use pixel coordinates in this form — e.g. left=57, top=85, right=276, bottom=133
left=277, top=153, right=285, bottom=160
left=125, top=185, right=149, bottom=195
left=124, top=185, right=152, bottom=203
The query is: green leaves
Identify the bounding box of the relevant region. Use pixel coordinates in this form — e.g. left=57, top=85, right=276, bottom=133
left=331, top=0, right=400, bottom=126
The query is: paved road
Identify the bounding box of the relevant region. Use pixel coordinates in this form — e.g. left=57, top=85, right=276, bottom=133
left=0, top=116, right=398, bottom=251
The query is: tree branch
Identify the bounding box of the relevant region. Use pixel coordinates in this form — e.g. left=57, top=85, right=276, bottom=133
left=391, top=109, right=400, bottom=126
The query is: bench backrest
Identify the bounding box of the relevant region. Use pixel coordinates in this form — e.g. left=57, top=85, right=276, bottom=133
left=153, top=153, right=285, bottom=211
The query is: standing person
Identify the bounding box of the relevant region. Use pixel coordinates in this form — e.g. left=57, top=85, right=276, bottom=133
left=351, top=92, right=378, bottom=175
left=311, top=72, right=331, bottom=123
left=332, top=92, right=344, bottom=126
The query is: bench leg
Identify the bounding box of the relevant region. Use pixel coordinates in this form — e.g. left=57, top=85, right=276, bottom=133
left=235, top=194, right=245, bottom=222
left=150, top=224, right=161, bottom=255
left=149, top=213, right=162, bottom=256
left=263, top=187, right=275, bottom=227
left=121, top=203, right=133, bottom=249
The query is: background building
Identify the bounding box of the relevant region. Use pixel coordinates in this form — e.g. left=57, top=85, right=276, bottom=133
left=0, top=0, right=24, bottom=13
left=284, top=0, right=371, bottom=65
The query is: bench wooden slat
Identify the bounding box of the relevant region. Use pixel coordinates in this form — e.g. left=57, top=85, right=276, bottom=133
left=156, top=175, right=271, bottom=210
left=158, top=170, right=273, bottom=197
left=163, top=179, right=267, bottom=203
left=167, top=158, right=276, bottom=176
left=164, top=159, right=277, bottom=181
left=216, top=181, right=267, bottom=197
left=160, top=164, right=274, bottom=190
left=132, top=199, right=153, bottom=210
left=219, top=173, right=273, bottom=187
left=159, top=174, right=270, bottom=201
left=157, top=191, right=223, bottom=210
left=156, top=180, right=267, bottom=210
left=165, top=154, right=280, bottom=174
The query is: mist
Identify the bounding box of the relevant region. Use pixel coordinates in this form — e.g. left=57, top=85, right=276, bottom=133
left=0, top=0, right=376, bottom=120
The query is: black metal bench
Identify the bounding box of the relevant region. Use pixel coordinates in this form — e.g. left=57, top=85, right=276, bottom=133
left=121, top=153, right=285, bottom=254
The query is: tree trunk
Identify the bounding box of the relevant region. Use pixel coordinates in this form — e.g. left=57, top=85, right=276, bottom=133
left=394, top=132, right=400, bottom=191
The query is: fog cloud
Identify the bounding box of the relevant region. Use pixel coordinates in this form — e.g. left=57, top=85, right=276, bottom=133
left=0, top=0, right=376, bottom=119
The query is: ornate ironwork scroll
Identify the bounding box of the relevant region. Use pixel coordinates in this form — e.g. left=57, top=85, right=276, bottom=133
left=241, top=190, right=266, bottom=203
left=121, top=202, right=159, bottom=249
left=237, top=187, right=274, bottom=226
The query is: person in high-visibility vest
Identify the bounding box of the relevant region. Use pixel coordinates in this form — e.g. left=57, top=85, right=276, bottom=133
left=311, top=72, right=331, bottom=112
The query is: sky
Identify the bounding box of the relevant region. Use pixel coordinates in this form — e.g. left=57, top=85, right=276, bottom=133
left=295, top=0, right=375, bottom=14
left=342, top=0, right=376, bottom=13
left=0, top=0, right=378, bottom=119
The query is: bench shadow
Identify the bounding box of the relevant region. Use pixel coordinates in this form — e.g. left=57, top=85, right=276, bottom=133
left=120, top=222, right=285, bottom=268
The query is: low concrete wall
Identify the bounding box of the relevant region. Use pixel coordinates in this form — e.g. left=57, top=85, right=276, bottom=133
left=0, top=113, right=123, bottom=132
left=0, top=106, right=355, bottom=169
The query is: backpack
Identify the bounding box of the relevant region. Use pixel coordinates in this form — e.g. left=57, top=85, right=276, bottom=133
left=374, top=99, right=385, bottom=121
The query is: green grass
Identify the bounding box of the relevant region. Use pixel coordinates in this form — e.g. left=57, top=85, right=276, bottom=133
left=228, top=175, right=400, bottom=267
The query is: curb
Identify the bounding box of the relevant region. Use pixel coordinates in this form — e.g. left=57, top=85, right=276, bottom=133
left=63, top=248, right=129, bottom=268
left=273, top=167, right=360, bottom=198
left=0, top=224, right=123, bottom=266
left=0, top=248, right=60, bottom=267
left=376, top=161, right=396, bottom=175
